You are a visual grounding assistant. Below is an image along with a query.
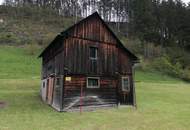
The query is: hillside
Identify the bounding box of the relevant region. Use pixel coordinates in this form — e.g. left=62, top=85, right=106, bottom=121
left=0, top=1, right=190, bottom=82
left=0, top=45, right=190, bottom=130
left=0, top=6, right=77, bottom=46
left=1, top=6, right=190, bottom=82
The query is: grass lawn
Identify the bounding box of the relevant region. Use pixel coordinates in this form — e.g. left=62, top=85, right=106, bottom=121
left=0, top=46, right=190, bottom=130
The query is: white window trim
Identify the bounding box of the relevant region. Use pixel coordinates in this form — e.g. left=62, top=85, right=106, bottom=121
left=87, top=77, right=100, bottom=88
left=42, top=79, right=47, bottom=88
left=122, top=76, right=130, bottom=92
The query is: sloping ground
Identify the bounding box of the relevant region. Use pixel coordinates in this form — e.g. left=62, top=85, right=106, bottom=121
left=0, top=46, right=41, bottom=79
left=0, top=46, right=190, bottom=130
left=0, top=101, right=7, bottom=108
left=0, top=6, right=76, bottom=45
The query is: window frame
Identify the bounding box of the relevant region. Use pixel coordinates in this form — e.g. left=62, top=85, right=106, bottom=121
left=56, top=77, right=60, bottom=86
left=121, top=76, right=130, bottom=92
left=43, top=81, right=46, bottom=88
left=87, top=77, right=100, bottom=88
left=89, top=47, right=98, bottom=60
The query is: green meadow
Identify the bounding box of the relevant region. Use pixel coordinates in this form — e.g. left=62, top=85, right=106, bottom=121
left=0, top=45, right=190, bottom=130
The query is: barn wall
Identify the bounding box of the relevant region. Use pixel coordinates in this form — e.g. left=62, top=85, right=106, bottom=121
left=117, top=48, right=134, bottom=105
left=41, top=14, right=133, bottom=78
left=42, top=48, right=64, bottom=79
left=117, top=74, right=134, bottom=105
left=118, top=48, right=132, bottom=75
left=64, top=37, right=118, bottom=76
left=40, top=13, right=137, bottom=111
left=68, top=16, right=117, bottom=44
left=63, top=76, right=117, bottom=111
left=41, top=37, right=134, bottom=108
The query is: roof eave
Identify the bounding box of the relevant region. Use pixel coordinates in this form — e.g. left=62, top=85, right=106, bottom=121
left=38, top=34, right=65, bottom=58
left=38, top=12, right=139, bottom=61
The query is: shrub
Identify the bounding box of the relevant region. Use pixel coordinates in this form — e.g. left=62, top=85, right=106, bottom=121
left=143, top=43, right=162, bottom=58
left=151, top=56, right=182, bottom=77
left=0, top=32, right=20, bottom=44
left=148, top=56, right=190, bottom=81
left=24, top=42, right=40, bottom=55
left=166, top=47, right=190, bottom=67
left=122, top=37, right=143, bottom=55
left=181, top=67, right=190, bottom=81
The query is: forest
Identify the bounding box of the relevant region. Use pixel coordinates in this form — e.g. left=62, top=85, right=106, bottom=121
left=0, top=0, right=190, bottom=81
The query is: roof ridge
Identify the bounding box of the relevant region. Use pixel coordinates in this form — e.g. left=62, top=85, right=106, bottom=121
left=38, top=12, right=138, bottom=62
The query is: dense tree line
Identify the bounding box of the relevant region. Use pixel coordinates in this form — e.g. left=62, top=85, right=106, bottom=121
left=3, top=0, right=190, bottom=50
left=3, top=0, right=130, bottom=22
left=131, top=0, right=190, bottom=50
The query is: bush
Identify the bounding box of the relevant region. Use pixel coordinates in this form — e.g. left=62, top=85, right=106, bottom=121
left=24, top=42, right=40, bottom=55
left=166, top=47, right=190, bottom=67
left=181, top=67, right=190, bottom=81
left=122, top=37, right=143, bottom=55
left=149, top=56, right=190, bottom=81
left=0, top=32, right=20, bottom=44
left=151, top=56, right=181, bottom=76
left=143, top=43, right=162, bottom=58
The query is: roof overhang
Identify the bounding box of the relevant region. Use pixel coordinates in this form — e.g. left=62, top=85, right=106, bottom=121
left=38, top=12, right=139, bottom=62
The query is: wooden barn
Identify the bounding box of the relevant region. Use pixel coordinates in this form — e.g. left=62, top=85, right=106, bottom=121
left=39, top=12, right=139, bottom=112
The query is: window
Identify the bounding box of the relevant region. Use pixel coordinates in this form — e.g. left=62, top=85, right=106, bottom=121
left=56, top=78, right=60, bottom=85
left=122, top=77, right=130, bottom=91
left=47, top=65, right=52, bottom=71
left=87, top=77, right=100, bottom=88
left=47, top=64, right=53, bottom=75
left=43, top=81, right=46, bottom=88
left=89, top=47, right=98, bottom=59
left=89, top=47, right=98, bottom=73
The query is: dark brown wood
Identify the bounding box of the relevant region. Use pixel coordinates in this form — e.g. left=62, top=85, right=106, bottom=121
left=47, top=77, right=54, bottom=105
left=60, top=75, right=64, bottom=110
left=39, top=12, right=138, bottom=111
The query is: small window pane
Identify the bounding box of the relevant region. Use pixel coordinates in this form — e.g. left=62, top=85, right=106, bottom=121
left=56, top=78, right=60, bottom=85
left=87, top=78, right=99, bottom=88
left=43, top=82, right=45, bottom=88
left=90, top=47, right=97, bottom=59
left=122, top=77, right=130, bottom=91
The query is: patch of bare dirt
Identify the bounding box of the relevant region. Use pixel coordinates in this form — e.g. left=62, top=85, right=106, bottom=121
left=0, top=101, right=7, bottom=109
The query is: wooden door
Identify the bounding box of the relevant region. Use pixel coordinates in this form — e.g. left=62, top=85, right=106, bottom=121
left=118, top=76, right=130, bottom=105
left=46, top=77, right=55, bottom=105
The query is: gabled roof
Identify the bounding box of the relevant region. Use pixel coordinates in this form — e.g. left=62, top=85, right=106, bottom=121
left=38, top=12, right=139, bottom=62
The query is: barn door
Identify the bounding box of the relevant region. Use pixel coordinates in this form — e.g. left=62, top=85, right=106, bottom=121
left=46, top=76, right=55, bottom=105
left=118, top=75, right=131, bottom=105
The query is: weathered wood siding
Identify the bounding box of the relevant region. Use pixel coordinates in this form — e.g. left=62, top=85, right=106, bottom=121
left=42, top=43, right=64, bottom=79
left=64, top=38, right=117, bottom=76
left=117, top=48, right=134, bottom=105
left=46, top=77, right=55, bottom=105
left=40, top=13, right=136, bottom=111
left=67, top=16, right=117, bottom=44
left=63, top=76, right=117, bottom=110
left=117, top=74, right=134, bottom=105
left=118, top=48, right=132, bottom=75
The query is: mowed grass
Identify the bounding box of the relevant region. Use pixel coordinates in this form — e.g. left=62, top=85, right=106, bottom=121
left=0, top=46, right=190, bottom=130
left=0, top=45, right=41, bottom=79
